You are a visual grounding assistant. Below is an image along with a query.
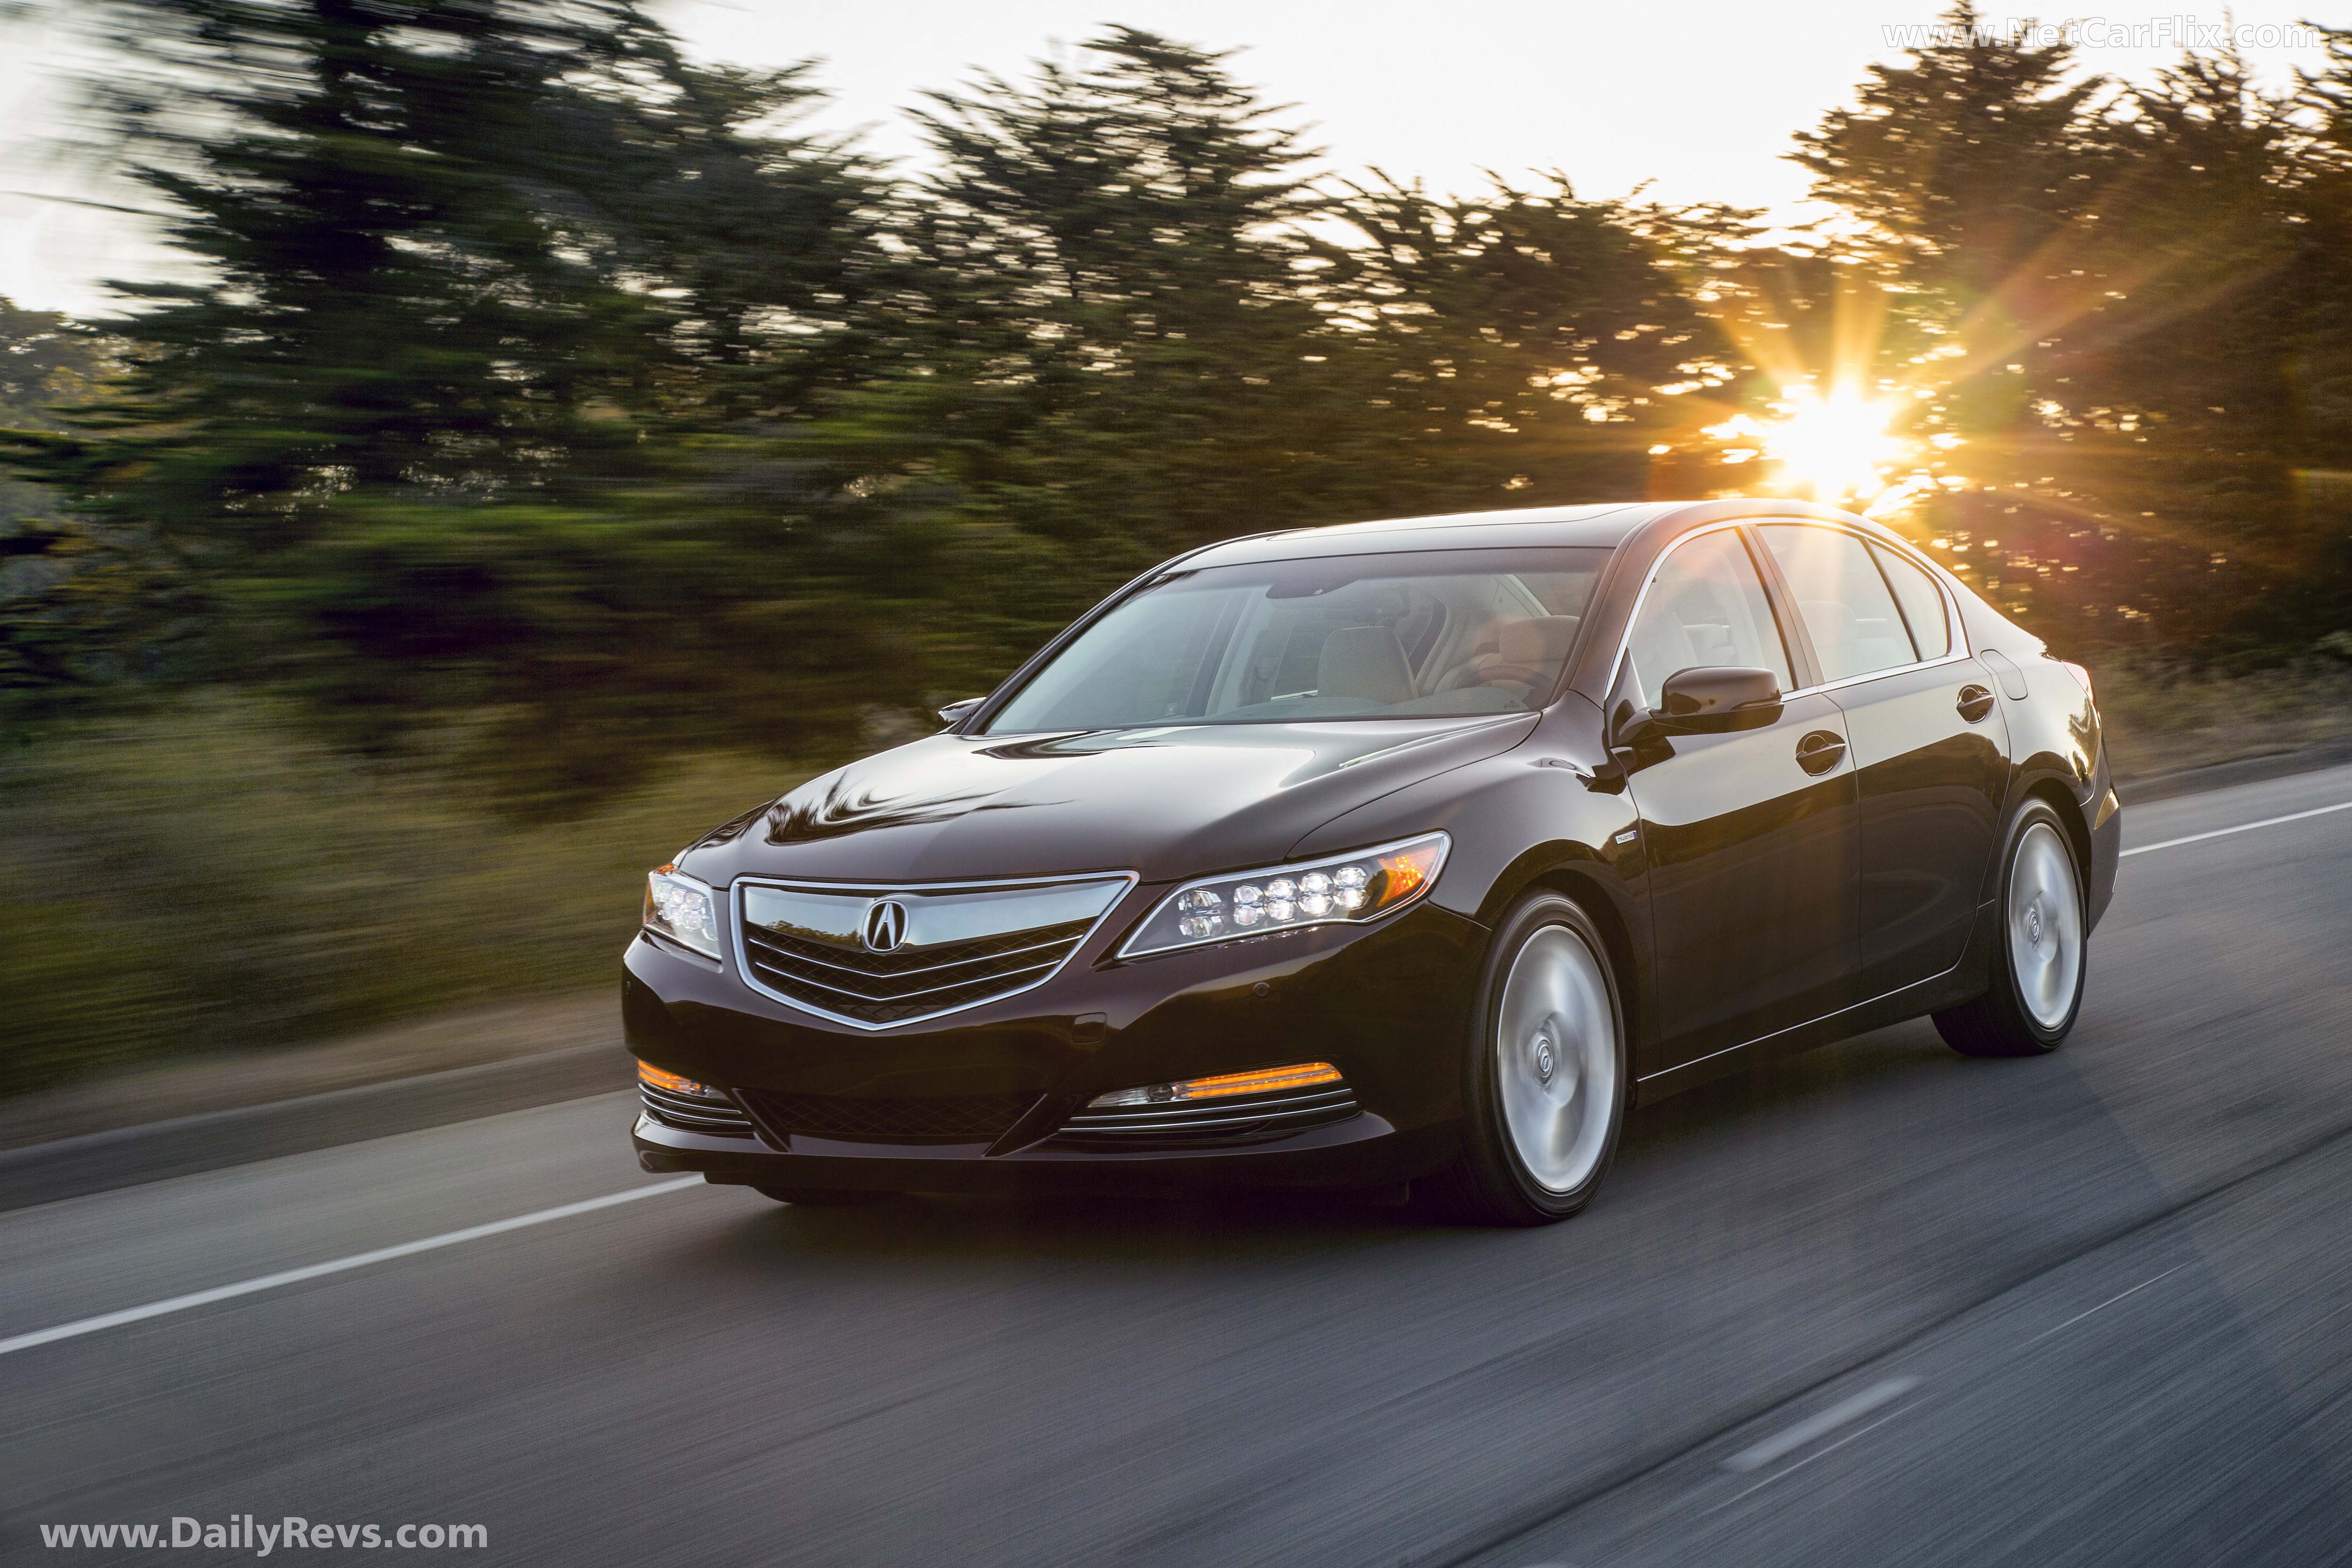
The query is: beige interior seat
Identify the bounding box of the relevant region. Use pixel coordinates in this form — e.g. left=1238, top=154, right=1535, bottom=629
left=1318, top=625, right=1413, bottom=703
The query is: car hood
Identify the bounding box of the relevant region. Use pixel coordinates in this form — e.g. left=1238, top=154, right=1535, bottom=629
left=676, top=715, right=1538, bottom=887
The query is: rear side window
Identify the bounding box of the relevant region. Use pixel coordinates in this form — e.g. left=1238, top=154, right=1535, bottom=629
left=1756, top=525, right=1917, bottom=682
left=1868, top=541, right=1951, bottom=661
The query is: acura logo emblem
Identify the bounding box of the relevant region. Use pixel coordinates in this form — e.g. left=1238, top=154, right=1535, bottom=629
left=862, top=899, right=909, bottom=953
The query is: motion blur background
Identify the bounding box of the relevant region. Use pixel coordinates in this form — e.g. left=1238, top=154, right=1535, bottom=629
left=3, top=0, right=2351, bottom=1106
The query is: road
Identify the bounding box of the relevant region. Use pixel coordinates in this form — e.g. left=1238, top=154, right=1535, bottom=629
left=7, top=764, right=2352, bottom=1567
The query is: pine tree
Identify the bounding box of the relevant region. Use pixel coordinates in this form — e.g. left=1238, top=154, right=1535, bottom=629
left=1332, top=175, right=1733, bottom=508
left=905, top=27, right=1349, bottom=587
left=0, top=0, right=899, bottom=789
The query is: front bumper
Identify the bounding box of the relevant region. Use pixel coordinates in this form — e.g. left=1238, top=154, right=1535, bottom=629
left=2085, top=740, right=2121, bottom=933
left=624, top=895, right=1488, bottom=1194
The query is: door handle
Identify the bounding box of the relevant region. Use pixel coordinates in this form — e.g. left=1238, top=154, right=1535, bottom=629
left=1956, top=684, right=1995, bottom=723
left=1794, top=730, right=1846, bottom=775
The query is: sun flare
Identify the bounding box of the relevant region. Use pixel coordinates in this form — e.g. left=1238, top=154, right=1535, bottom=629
left=1757, top=391, right=1902, bottom=502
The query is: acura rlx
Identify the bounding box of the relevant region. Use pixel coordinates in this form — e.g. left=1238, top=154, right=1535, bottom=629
left=625, top=500, right=2119, bottom=1224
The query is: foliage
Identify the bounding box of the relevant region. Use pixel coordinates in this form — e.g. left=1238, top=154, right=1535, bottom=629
left=0, top=0, right=907, bottom=792
left=0, top=692, right=805, bottom=1093
left=0, top=303, right=149, bottom=697
left=1327, top=175, right=1737, bottom=507
left=8, top=2, right=2352, bottom=733
left=1781, top=4, right=2352, bottom=650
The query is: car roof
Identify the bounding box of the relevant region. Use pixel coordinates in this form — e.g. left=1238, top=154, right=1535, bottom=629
left=1178, top=499, right=1876, bottom=570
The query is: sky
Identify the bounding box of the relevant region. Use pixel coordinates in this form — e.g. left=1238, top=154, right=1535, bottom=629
left=0, top=0, right=2338, bottom=318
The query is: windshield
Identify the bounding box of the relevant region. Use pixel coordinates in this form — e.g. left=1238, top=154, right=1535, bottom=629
left=983, top=547, right=1609, bottom=734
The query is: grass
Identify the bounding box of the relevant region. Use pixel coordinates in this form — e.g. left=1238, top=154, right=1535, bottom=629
left=0, top=693, right=806, bottom=1097
left=2092, top=653, right=2352, bottom=780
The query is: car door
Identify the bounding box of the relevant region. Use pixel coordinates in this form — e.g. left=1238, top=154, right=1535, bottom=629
left=1754, top=523, right=2009, bottom=1000
left=1614, top=526, right=1860, bottom=1075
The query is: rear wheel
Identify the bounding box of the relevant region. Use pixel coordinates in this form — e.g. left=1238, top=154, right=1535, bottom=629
left=754, top=1185, right=897, bottom=1207
left=1427, top=890, right=1627, bottom=1226
left=1935, top=800, right=2086, bottom=1057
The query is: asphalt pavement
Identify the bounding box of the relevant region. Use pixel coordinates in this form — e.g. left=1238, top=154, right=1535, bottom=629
left=7, top=764, right=2352, bottom=1567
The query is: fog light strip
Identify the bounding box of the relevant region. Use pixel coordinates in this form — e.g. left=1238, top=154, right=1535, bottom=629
left=638, top=1060, right=714, bottom=1097
left=1088, top=1061, right=1342, bottom=1109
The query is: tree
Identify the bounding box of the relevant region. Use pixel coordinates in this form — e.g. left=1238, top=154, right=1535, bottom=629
left=0, top=301, right=151, bottom=700
left=900, top=27, right=1356, bottom=644
left=1331, top=175, right=1740, bottom=508
left=1784, top=9, right=2326, bottom=648
left=0, top=0, right=903, bottom=791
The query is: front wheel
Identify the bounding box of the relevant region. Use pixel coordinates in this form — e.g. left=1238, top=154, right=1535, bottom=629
left=1935, top=800, right=2087, bottom=1057
left=1426, top=890, right=1627, bottom=1226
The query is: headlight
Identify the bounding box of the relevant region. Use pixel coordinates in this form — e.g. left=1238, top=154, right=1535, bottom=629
left=1119, top=832, right=1449, bottom=958
left=644, top=865, right=721, bottom=959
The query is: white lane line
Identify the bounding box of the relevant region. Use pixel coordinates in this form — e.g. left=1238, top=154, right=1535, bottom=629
left=2022, top=1264, right=2186, bottom=1348
left=2122, top=800, right=2352, bottom=858
left=1722, top=1376, right=1922, bottom=1473
left=1708, top=1408, right=1911, bottom=1513
left=0, top=1176, right=703, bottom=1358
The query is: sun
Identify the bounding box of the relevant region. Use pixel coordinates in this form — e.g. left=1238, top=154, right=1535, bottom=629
left=1757, top=390, right=1902, bottom=502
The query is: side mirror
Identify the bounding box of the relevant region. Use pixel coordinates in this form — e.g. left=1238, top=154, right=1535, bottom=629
left=936, top=697, right=984, bottom=728
left=1656, top=666, right=1782, bottom=732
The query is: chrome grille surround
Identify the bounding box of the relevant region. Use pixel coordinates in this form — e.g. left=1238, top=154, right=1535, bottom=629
left=732, top=870, right=1137, bottom=1031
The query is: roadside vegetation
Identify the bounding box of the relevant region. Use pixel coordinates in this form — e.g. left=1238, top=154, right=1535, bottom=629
left=2096, top=646, right=2352, bottom=777
left=4, top=0, right=2351, bottom=1096
left=0, top=697, right=803, bottom=1092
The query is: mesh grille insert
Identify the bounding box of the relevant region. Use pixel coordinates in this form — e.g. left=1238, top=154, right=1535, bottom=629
left=737, top=1089, right=1040, bottom=1145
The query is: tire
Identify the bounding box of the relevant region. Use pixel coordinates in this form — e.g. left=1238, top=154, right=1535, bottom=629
left=753, top=1185, right=897, bottom=1206
left=1935, top=799, right=2087, bottom=1058
left=1426, top=890, right=1628, bottom=1226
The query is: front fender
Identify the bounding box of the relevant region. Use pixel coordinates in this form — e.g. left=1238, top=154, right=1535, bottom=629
left=1289, top=696, right=1653, bottom=1061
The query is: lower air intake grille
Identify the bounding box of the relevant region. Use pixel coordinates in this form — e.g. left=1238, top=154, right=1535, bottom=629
left=737, top=1089, right=1039, bottom=1145
left=639, top=1082, right=756, bottom=1138
left=1045, top=1084, right=1361, bottom=1151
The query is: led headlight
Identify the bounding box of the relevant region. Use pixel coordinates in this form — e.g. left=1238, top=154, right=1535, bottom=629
left=644, top=864, right=721, bottom=959
left=1120, top=832, right=1449, bottom=958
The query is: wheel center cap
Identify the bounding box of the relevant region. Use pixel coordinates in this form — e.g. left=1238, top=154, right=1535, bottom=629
left=1534, top=1036, right=1556, bottom=1083
left=2027, top=905, right=2044, bottom=947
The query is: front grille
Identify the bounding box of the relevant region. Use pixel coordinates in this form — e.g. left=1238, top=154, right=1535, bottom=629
left=742, top=919, right=1096, bottom=1027
left=639, top=1082, right=756, bottom=1138
left=1045, top=1084, right=1362, bottom=1151
left=737, top=1089, right=1040, bottom=1145
left=736, top=875, right=1131, bottom=1029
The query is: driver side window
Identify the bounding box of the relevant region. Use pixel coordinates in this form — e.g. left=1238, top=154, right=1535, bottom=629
left=1625, top=530, right=1794, bottom=707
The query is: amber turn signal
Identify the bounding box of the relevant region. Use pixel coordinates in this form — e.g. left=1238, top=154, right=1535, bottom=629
left=1371, top=840, right=1443, bottom=911
left=636, top=1060, right=708, bottom=1096
left=1087, top=1061, right=1342, bottom=1109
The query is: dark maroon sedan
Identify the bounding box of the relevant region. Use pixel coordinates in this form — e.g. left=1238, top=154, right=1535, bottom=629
left=625, top=499, right=2118, bottom=1224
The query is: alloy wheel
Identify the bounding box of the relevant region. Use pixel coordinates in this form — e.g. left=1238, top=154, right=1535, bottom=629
left=2005, top=820, right=2082, bottom=1033
left=1494, top=923, right=1620, bottom=1194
